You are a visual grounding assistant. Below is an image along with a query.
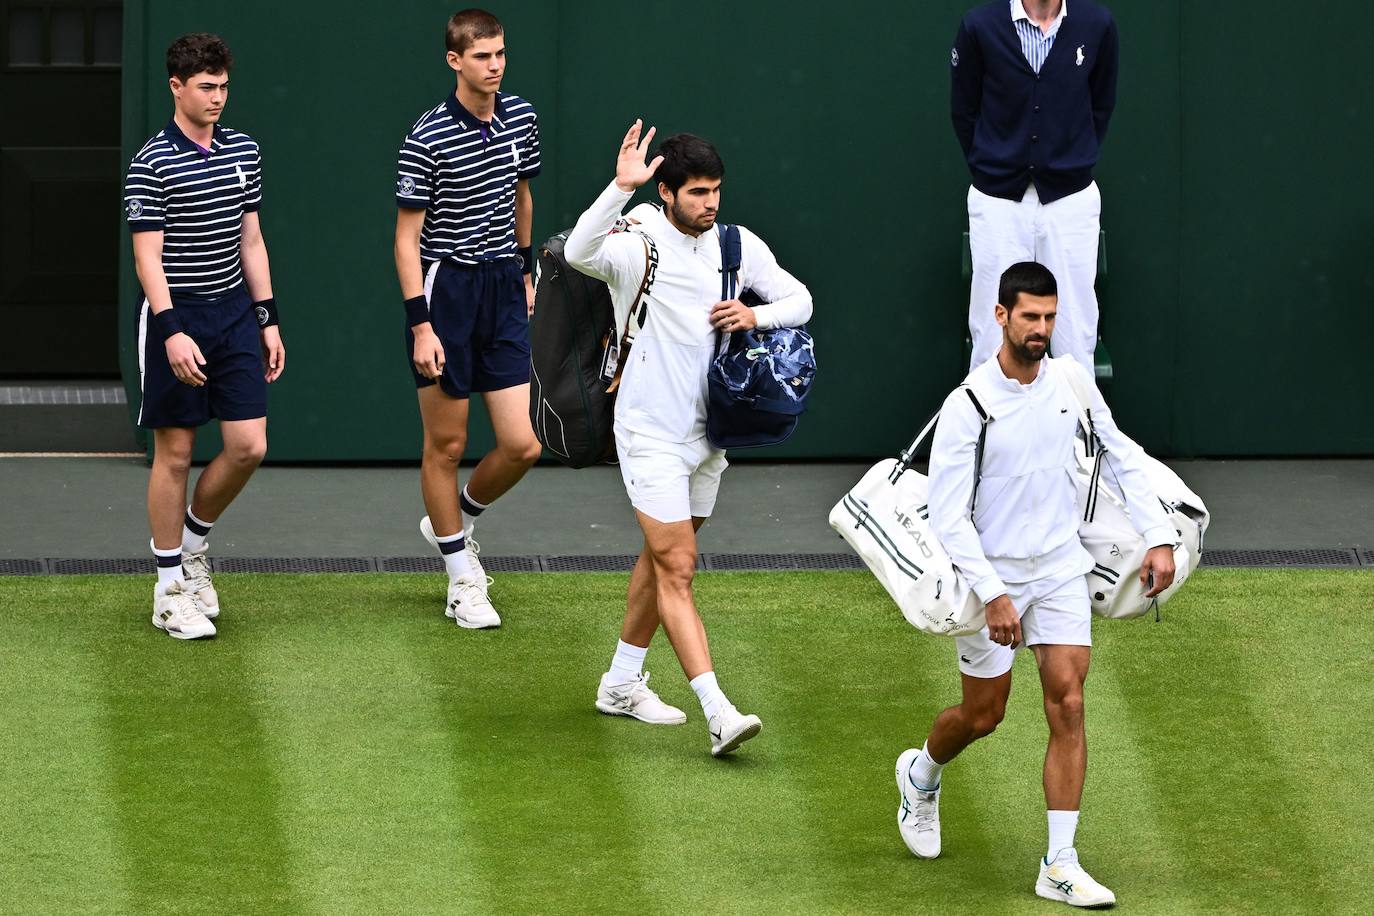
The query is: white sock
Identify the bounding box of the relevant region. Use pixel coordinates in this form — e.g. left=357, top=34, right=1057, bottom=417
left=182, top=506, right=213, bottom=554
left=607, top=640, right=648, bottom=684
left=433, top=529, right=473, bottom=579
left=459, top=485, right=489, bottom=538
left=689, top=671, right=726, bottom=720
left=1047, top=810, right=1080, bottom=859
left=909, top=742, right=944, bottom=791
left=152, top=543, right=184, bottom=594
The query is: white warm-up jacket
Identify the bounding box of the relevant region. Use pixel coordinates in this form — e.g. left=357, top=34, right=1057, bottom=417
left=928, top=354, right=1175, bottom=604
left=563, top=181, right=812, bottom=445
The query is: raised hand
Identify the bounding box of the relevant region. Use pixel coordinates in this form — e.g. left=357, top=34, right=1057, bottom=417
left=614, top=119, right=664, bottom=193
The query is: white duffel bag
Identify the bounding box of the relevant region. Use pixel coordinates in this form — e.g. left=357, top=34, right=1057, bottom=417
left=829, top=407, right=986, bottom=637
left=1063, top=368, right=1210, bottom=619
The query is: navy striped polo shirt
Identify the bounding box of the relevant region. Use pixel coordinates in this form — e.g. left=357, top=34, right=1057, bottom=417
left=395, top=91, right=541, bottom=266
left=123, top=119, right=263, bottom=299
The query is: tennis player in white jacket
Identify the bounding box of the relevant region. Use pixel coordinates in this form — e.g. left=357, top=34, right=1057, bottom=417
left=565, top=121, right=812, bottom=756
left=895, top=261, right=1175, bottom=908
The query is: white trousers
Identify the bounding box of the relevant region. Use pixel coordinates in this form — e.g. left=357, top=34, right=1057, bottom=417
left=967, top=181, right=1101, bottom=370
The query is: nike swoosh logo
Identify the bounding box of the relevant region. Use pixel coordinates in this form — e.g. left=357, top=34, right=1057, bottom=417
left=710, top=728, right=722, bottom=741
left=960, top=655, right=972, bottom=664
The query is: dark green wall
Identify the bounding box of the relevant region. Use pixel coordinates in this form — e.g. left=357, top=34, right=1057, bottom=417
left=120, top=1, right=1374, bottom=460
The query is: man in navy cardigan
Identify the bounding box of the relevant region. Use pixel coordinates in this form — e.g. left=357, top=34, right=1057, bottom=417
left=951, top=0, right=1119, bottom=373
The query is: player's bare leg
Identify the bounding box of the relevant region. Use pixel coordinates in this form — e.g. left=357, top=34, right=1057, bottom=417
left=896, top=670, right=1012, bottom=858
left=632, top=510, right=758, bottom=754
left=619, top=517, right=705, bottom=648
left=466, top=382, right=541, bottom=504
left=594, top=521, right=704, bottom=727
left=149, top=427, right=196, bottom=551
left=188, top=417, right=267, bottom=522
left=1034, top=644, right=1090, bottom=812
left=417, top=387, right=468, bottom=535
left=416, top=388, right=496, bottom=627
left=927, top=670, right=1013, bottom=763
left=1031, top=644, right=1113, bottom=908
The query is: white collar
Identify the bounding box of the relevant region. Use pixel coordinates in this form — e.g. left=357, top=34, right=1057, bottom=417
left=648, top=205, right=719, bottom=247
left=1012, top=0, right=1068, bottom=30
left=984, top=348, right=1048, bottom=391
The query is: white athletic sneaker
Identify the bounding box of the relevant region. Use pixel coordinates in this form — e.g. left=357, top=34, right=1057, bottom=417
left=895, top=747, right=942, bottom=859
left=420, top=515, right=492, bottom=594
left=465, top=535, right=489, bottom=592
left=1035, top=848, right=1117, bottom=908
left=180, top=545, right=220, bottom=619
left=444, top=576, right=501, bottom=629
left=152, top=580, right=216, bottom=639
left=595, top=672, right=687, bottom=724
left=707, top=703, right=762, bottom=756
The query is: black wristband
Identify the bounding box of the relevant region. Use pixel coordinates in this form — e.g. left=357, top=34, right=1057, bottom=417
left=404, top=295, right=430, bottom=327
left=253, top=297, right=280, bottom=329
left=150, top=308, right=185, bottom=341
left=517, top=245, right=533, bottom=274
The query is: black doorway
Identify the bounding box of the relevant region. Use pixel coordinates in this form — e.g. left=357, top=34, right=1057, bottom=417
left=1, top=1, right=122, bottom=378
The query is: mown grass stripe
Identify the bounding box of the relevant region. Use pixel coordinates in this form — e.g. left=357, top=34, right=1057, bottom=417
left=1098, top=570, right=1359, bottom=914
left=228, top=574, right=488, bottom=914
left=0, top=580, right=129, bottom=914
left=93, top=579, right=304, bottom=915
left=402, top=572, right=660, bottom=914
left=582, top=571, right=843, bottom=913
left=730, top=570, right=1020, bottom=914
left=1083, top=624, right=1211, bottom=913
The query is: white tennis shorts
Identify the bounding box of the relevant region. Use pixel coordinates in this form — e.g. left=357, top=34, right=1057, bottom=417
left=956, top=570, right=1092, bottom=679
left=614, top=425, right=728, bottom=524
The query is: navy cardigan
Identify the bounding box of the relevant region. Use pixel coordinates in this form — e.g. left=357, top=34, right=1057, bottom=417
left=951, top=0, right=1119, bottom=203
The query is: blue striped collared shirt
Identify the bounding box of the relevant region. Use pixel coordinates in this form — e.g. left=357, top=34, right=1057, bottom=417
left=396, top=91, right=541, bottom=267
left=124, top=120, right=263, bottom=298
left=1011, top=0, right=1068, bottom=73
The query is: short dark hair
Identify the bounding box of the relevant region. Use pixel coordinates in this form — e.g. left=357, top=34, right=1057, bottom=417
left=447, top=8, right=503, bottom=55
left=653, top=133, right=725, bottom=194
left=998, top=261, right=1058, bottom=313
left=166, top=33, right=232, bottom=83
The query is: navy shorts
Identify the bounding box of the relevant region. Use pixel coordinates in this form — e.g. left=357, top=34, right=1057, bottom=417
left=406, top=258, right=530, bottom=399
left=137, top=286, right=267, bottom=429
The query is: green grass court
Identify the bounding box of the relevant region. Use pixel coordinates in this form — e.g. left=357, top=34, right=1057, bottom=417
left=1, top=569, right=1369, bottom=914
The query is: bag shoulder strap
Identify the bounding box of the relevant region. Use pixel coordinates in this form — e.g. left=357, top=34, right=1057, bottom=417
left=718, top=223, right=742, bottom=299
left=1052, top=357, right=1109, bottom=521
left=1055, top=357, right=1102, bottom=455
left=891, top=385, right=991, bottom=514
left=713, top=224, right=742, bottom=355
left=962, top=385, right=991, bottom=513
left=606, top=230, right=657, bottom=394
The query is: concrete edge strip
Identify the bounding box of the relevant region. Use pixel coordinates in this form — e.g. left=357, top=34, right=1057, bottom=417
left=0, top=549, right=1367, bottom=576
